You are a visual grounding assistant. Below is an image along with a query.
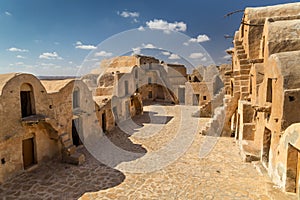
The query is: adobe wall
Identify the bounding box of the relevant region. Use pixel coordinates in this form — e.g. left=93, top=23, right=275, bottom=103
left=185, top=82, right=210, bottom=106
left=0, top=74, right=61, bottom=183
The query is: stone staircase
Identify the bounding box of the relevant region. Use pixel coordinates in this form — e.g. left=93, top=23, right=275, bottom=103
left=200, top=105, right=225, bottom=136
left=45, top=118, right=85, bottom=165
left=233, top=40, right=252, bottom=100
left=200, top=91, right=241, bottom=137
left=193, top=87, right=225, bottom=118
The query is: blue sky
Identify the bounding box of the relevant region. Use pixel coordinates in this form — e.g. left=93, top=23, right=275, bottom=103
left=0, top=0, right=299, bottom=76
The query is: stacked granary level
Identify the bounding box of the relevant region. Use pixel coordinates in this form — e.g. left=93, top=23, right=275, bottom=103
left=224, top=2, right=300, bottom=195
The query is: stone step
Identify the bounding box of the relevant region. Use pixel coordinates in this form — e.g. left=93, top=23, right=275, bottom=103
left=62, top=149, right=85, bottom=165
left=240, top=80, right=250, bottom=86
left=240, top=86, right=249, bottom=92
left=240, top=59, right=249, bottom=65
left=234, top=91, right=241, bottom=96
left=240, top=92, right=250, bottom=100
left=63, top=139, right=73, bottom=148
left=234, top=76, right=241, bottom=82
left=237, top=53, right=247, bottom=60
left=235, top=40, right=242, bottom=46
left=233, top=86, right=240, bottom=91
left=239, top=75, right=250, bottom=80
left=252, top=161, right=267, bottom=176
left=240, top=64, right=252, bottom=70
left=233, top=71, right=240, bottom=76
left=64, top=144, right=76, bottom=155
left=239, top=141, right=260, bottom=163
left=59, top=133, right=69, bottom=143
left=236, top=49, right=245, bottom=54
left=235, top=45, right=244, bottom=50
left=240, top=69, right=251, bottom=75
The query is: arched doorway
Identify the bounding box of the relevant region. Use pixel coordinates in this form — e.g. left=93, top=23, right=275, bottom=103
left=20, top=83, right=36, bottom=118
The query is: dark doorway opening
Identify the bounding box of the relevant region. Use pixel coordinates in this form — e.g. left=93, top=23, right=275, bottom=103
left=178, top=88, right=185, bottom=104
left=22, top=138, right=36, bottom=169
left=124, top=81, right=129, bottom=95
left=20, top=91, right=35, bottom=118
left=236, top=113, right=240, bottom=140
left=102, top=112, right=106, bottom=132
left=148, top=91, right=153, bottom=99
left=262, top=127, right=272, bottom=168
left=266, top=78, right=273, bottom=103
left=72, top=119, right=82, bottom=146
left=113, top=107, right=118, bottom=125
left=133, top=97, right=142, bottom=115
left=125, top=101, right=130, bottom=118
left=157, top=85, right=165, bottom=100
left=193, top=94, right=199, bottom=106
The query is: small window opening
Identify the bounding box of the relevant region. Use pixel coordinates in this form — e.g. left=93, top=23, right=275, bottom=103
left=289, top=96, right=295, bottom=102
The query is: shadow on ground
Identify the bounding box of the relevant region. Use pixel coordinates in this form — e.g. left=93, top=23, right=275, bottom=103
left=0, top=148, right=125, bottom=200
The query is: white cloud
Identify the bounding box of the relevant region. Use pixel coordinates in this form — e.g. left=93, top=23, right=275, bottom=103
left=146, top=19, right=187, bottom=34
left=225, top=47, right=234, bottom=52
left=142, top=43, right=156, bottom=49
left=223, top=55, right=232, bottom=60
left=7, top=47, right=28, bottom=52
left=223, top=48, right=233, bottom=60
left=131, top=43, right=158, bottom=55
left=5, top=11, right=12, bottom=16
left=201, top=57, right=207, bottom=62
left=168, top=54, right=180, bottom=60
left=138, top=26, right=145, bottom=31
left=40, top=63, right=55, bottom=67
left=189, top=52, right=204, bottom=59
left=189, top=34, right=210, bottom=43
left=75, top=41, right=97, bottom=50
left=183, top=42, right=189, bottom=46
left=132, top=47, right=141, bottom=55
left=118, top=11, right=139, bottom=18
left=16, top=55, right=26, bottom=59
left=39, top=52, right=63, bottom=60
left=15, top=62, right=24, bottom=65
left=162, top=51, right=171, bottom=56
left=94, top=51, right=113, bottom=57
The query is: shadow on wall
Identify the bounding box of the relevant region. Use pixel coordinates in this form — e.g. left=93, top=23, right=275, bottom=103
left=0, top=148, right=125, bottom=199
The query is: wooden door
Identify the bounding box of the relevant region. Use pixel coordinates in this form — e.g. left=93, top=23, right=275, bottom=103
left=296, top=151, right=300, bottom=194
left=22, top=138, right=35, bottom=169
